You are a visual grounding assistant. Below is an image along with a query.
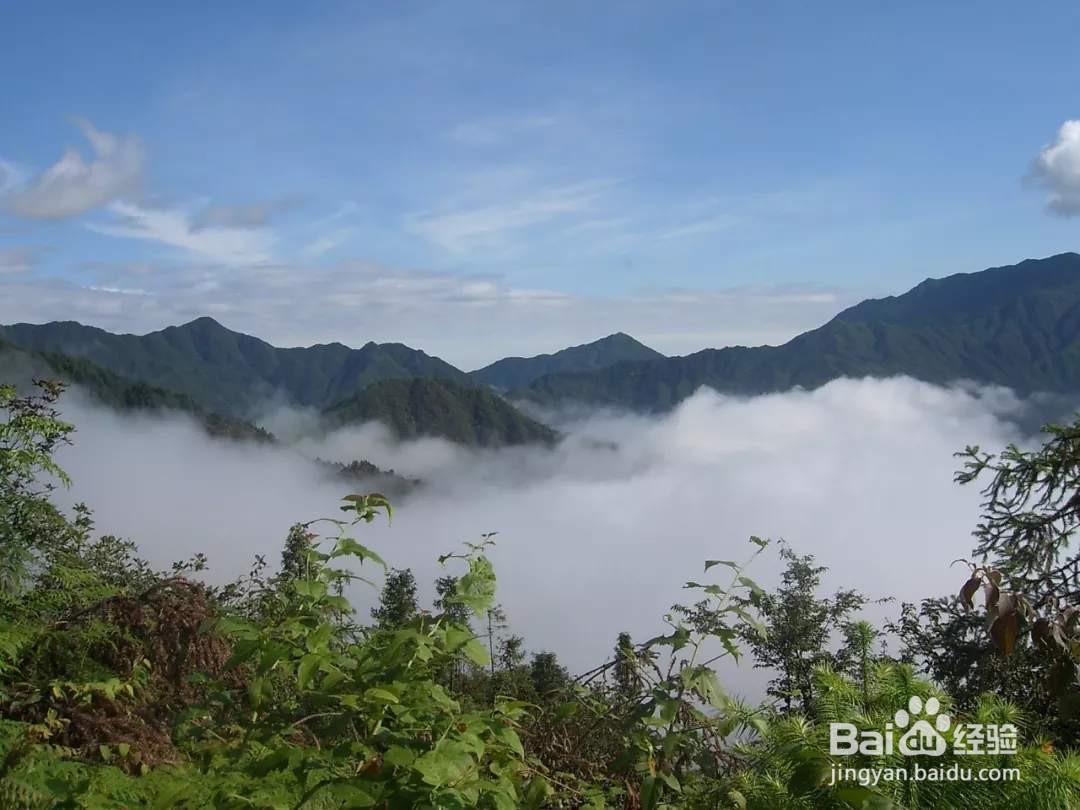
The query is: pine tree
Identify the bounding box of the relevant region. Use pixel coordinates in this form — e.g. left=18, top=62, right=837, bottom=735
left=371, top=567, right=418, bottom=628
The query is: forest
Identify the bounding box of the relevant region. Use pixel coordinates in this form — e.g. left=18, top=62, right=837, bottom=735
left=2, top=378, right=1080, bottom=809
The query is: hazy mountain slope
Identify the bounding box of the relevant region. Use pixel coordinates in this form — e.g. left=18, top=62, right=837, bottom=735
left=0, top=317, right=471, bottom=417
left=322, top=378, right=557, bottom=447
left=0, top=339, right=273, bottom=442
left=518, top=253, right=1080, bottom=411
left=471, top=332, right=664, bottom=390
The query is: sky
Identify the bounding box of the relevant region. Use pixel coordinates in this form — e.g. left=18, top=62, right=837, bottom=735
left=3, top=0, right=1080, bottom=368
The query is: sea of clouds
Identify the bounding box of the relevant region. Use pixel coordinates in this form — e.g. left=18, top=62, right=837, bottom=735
left=51, top=377, right=1065, bottom=694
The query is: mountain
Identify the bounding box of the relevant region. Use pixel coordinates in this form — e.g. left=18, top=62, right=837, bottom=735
left=0, top=317, right=471, bottom=418
left=0, top=339, right=273, bottom=442
left=470, top=332, right=664, bottom=390
left=322, top=378, right=557, bottom=447
left=518, top=252, right=1080, bottom=411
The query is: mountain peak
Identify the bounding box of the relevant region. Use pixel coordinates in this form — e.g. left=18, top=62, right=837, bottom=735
left=177, top=316, right=229, bottom=332
left=471, top=331, right=664, bottom=389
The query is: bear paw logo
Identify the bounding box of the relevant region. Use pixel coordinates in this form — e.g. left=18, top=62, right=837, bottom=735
left=895, top=696, right=950, bottom=756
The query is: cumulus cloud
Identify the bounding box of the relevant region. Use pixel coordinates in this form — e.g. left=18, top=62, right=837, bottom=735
left=3, top=120, right=144, bottom=219
left=89, top=201, right=276, bottom=266
left=49, top=377, right=1048, bottom=695
left=1031, top=120, right=1080, bottom=216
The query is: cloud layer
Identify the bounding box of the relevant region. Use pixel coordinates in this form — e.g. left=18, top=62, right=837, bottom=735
left=51, top=377, right=1042, bottom=693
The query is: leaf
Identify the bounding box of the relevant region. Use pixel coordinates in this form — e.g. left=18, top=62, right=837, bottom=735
left=365, top=687, right=400, bottom=705
left=789, top=756, right=830, bottom=795
left=495, top=725, right=525, bottom=758
left=737, top=575, right=765, bottom=598
left=326, top=781, right=376, bottom=807
left=990, top=611, right=1020, bottom=656
left=461, top=638, right=491, bottom=667
left=523, top=776, right=552, bottom=809
left=835, top=786, right=896, bottom=808
left=959, top=575, right=980, bottom=609
left=297, top=653, right=320, bottom=690
left=705, top=560, right=739, bottom=572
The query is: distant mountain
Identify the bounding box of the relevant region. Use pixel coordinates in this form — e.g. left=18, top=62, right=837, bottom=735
left=0, top=317, right=470, bottom=418
left=322, top=378, right=557, bottom=447
left=470, top=332, right=664, bottom=390
left=0, top=339, right=273, bottom=442
left=518, top=253, right=1080, bottom=411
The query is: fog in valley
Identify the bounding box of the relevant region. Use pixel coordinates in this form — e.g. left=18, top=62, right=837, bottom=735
left=53, top=376, right=1057, bottom=694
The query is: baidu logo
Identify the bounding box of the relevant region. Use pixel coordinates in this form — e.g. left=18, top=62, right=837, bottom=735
left=830, top=695, right=1017, bottom=757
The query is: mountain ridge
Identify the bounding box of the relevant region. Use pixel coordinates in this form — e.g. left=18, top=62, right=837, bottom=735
left=516, top=252, right=1080, bottom=410
left=470, top=331, right=663, bottom=390
left=0, top=316, right=471, bottom=418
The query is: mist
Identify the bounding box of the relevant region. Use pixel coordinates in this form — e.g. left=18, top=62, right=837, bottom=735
left=52, top=377, right=1052, bottom=693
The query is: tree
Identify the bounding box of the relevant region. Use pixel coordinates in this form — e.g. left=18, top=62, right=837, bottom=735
left=739, top=545, right=868, bottom=713
left=371, top=567, right=418, bottom=628
left=529, top=651, right=568, bottom=698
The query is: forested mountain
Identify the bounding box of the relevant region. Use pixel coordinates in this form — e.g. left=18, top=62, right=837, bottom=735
left=0, top=316, right=470, bottom=418
left=519, top=252, right=1080, bottom=411
left=322, top=377, right=557, bottom=446
left=0, top=338, right=273, bottom=442
left=470, top=332, right=663, bottom=390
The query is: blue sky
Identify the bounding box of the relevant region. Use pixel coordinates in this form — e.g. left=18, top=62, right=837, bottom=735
left=2, top=1, right=1079, bottom=367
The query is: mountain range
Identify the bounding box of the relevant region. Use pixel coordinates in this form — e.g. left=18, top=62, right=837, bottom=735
left=2, top=251, right=1080, bottom=444
left=517, top=252, right=1080, bottom=410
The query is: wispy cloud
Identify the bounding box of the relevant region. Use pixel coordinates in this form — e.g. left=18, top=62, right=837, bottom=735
left=88, top=202, right=276, bottom=266
left=192, top=198, right=296, bottom=231
left=406, top=180, right=610, bottom=253
left=1030, top=119, right=1080, bottom=216
left=0, top=258, right=853, bottom=367
left=2, top=120, right=144, bottom=219
left=655, top=212, right=742, bottom=240
left=449, top=115, right=558, bottom=147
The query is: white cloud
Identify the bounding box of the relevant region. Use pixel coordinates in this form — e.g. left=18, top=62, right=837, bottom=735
left=0, top=263, right=852, bottom=367
left=1031, top=120, right=1080, bottom=216
left=89, top=201, right=276, bottom=266
left=3, top=120, right=144, bottom=219
left=0, top=247, right=36, bottom=275
left=50, top=378, right=1043, bottom=692
left=406, top=181, right=609, bottom=253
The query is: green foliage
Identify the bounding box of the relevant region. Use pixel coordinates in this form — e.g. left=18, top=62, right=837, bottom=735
left=730, top=545, right=871, bottom=714
left=371, top=568, right=419, bottom=628
left=322, top=377, right=557, bottom=447
left=3, top=381, right=1080, bottom=808
left=0, top=340, right=273, bottom=443
left=701, top=663, right=1080, bottom=809
left=0, top=316, right=473, bottom=417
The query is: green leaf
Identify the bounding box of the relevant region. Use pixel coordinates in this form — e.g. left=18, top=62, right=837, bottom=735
left=461, top=638, right=491, bottom=667
left=789, top=756, right=831, bottom=795
left=326, top=781, right=377, bottom=807
left=297, top=653, right=320, bottom=690
left=365, top=687, right=400, bottom=705
left=704, top=559, right=739, bottom=572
